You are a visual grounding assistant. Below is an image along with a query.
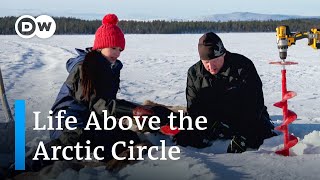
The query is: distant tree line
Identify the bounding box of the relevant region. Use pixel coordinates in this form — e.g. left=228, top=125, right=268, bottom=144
left=0, top=16, right=320, bottom=34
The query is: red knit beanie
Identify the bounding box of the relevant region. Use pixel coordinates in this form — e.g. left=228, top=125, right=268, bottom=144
left=92, top=14, right=125, bottom=50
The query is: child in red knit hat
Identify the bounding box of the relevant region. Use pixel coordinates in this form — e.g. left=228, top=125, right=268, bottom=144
left=24, top=14, right=155, bottom=172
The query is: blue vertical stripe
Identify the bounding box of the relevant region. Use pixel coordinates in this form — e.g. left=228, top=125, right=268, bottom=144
left=15, top=100, right=25, bottom=170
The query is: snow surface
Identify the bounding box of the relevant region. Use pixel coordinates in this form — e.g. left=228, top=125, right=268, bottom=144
left=0, top=33, right=320, bottom=179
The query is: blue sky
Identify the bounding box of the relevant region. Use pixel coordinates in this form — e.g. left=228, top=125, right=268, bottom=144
left=1, top=0, right=320, bottom=19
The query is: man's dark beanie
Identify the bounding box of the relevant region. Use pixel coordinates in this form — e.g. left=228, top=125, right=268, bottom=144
left=198, top=32, right=226, bottom=60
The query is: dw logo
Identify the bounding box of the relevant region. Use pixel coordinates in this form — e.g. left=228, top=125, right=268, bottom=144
left=15, top=15, right=56, bottom=39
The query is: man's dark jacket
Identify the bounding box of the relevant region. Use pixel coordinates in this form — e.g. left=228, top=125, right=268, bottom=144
left=186, top=51, right=274, bottom=141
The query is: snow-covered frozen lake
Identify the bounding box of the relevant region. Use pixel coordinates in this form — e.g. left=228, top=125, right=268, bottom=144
left=1, top=33, right=320, bottom=179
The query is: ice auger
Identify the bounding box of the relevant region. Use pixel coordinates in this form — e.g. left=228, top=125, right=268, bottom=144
left=270, top=60, right=298, bottom=156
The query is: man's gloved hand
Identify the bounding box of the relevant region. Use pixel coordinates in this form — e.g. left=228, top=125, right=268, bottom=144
left=227, top=135, right=247, bottom=153
left=132, top=106, right=154, bottom=116
left=206, top=121, right=233, bottom=141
